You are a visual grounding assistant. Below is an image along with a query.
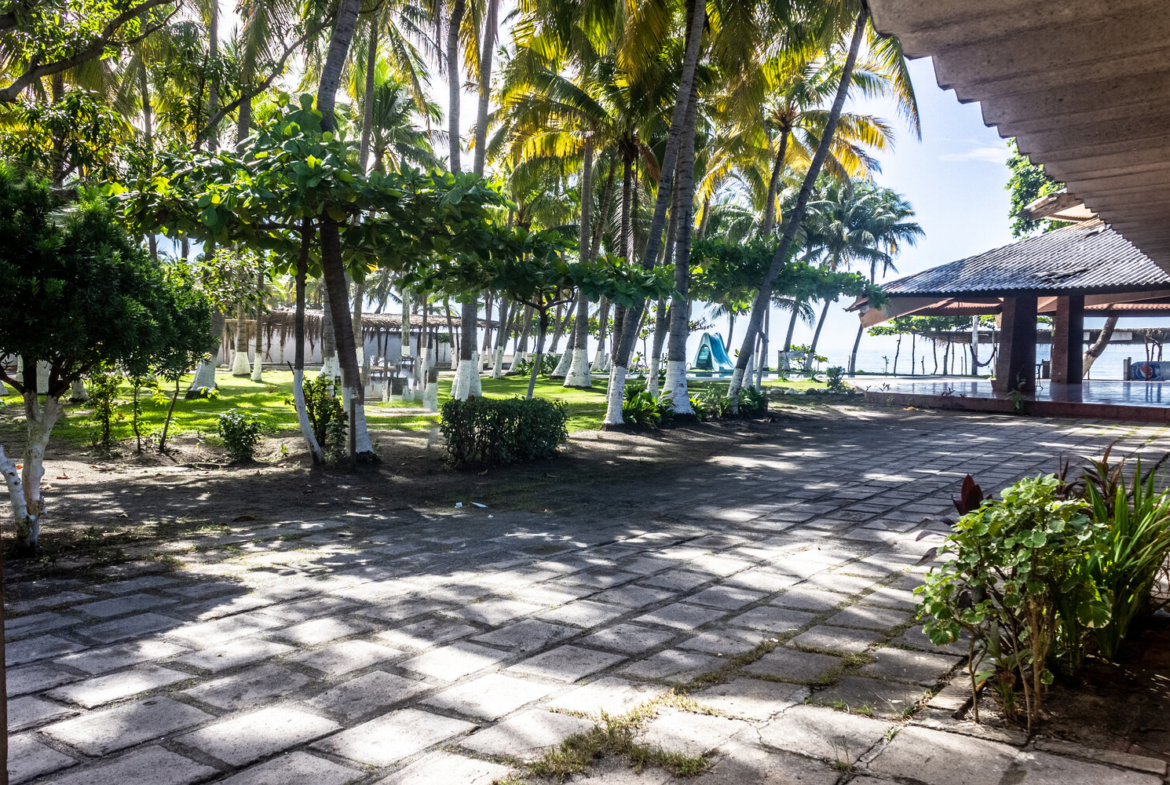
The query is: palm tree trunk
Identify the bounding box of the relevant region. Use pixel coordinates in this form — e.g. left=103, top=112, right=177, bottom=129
left=696, top=197, right=711, bottom=239
left=663, top=62, right=701, bottom=417
left=481, top=292, right=494, bottom=351
left=848, top=322, right=864, bottom=376
left=359, top=23, right=378, bottom=172
left=566, top=137, right=594, bottom=387
left=604, top=0, right=706, bottom=426
left=251, top=267, right=264, bottom=382
left=138, top=58, right=158, bottom=263
left=526, top=309, right=548, bottom=400
left=592, top=297, right=609, bottom=368
left=760, top=129, right=790, bottom=236
left=650, top=181, right=680, bottom=393
left=232, top=302, right=251, bottom=376
left=729, top=6, right=868, bottom=410
left=207, top=0, right=219, bottom=149
left=447, top=0, right=466, bottom=174
left=472, top=0, right=497, bottom=176
left=293, top=220, right=325, bottom=462
left=806, top=300, right=832, bottom=371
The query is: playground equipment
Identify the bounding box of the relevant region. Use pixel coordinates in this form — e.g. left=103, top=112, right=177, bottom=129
left=693, top=333, right=735, bottom=372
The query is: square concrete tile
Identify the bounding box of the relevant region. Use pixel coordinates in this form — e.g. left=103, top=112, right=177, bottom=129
left=635, top=603, right=726, bottom=630
left=400, top=641, right=510, bottom=681
left=312, top=708, right=476, bottom=766
left=459, top=709, right=593, bottom=760
left=790, top=625, right=882, bottom=655
left=44, top=697, right=213, bottom=756
left=7, top=664, right=79, bottom=697
left=866, top=725, right=1017, bottom=785
left=7, top=635, right=86, bottom=667
left=618, top=649, right=720, bottom=681
left=694, top=678, right=808, bottom=721
left=814, top=675, right=927, bottom=717
left=539, top=600, right=627, bottom=628
left=41, top=746, right=216, bottom=785
left=452, top=599, right=543, bottom=626
left=688, top=741, right=839, bottom=785
left=179, top=706, right=340, bottom=766
left=217, top=751, right=359, bottom=785
left=8, top=695, right=76, bottom=731
left=508, top=645, right=625, bottom=682
left=679, top=627, right=765, bottom=656
left=687, top=585, right=767, bottom=610
left=307, top=671, right=430, bottom=720
left=770, top=588, right=847, bottom=612
left=82, top=613, right=183, bottom=644
left=375, top=751, right=514, bottom=785
left=76, top=594, right=178, bottom=618
left=376, top=617, right=477, bottom=651
left=294, top=640, right=403, bottom=676
left=728, top=606, right=818, bottom=634
left=757, top=704, right=891, bottom=765
left=54, top=640, right=189, bottom=675
left=9, top=733, right=76, bottom=783
left=588, top=585, right=677, bottom=608
left=183, top=664, right=310, bottom=710
left=744, top=647, right=843, bottom=684
left=175, top=638, right=295, bottom=672
left=546, top=676, right=664, bottom=717
left=638, top=709, right=751, bottom=756
left=824, top=605, right=914, bottom=632
left=49, top=664, right=189, bottom=708
left=471, top=619, right=577, bottom=652
left=275, top=616, right=374, bottom=646
left=1009, top=750, right=1160, bottom=785
left=860, top=647, right=962, bottom=685
left=580, top=623, right=677, bottom=655
left=424, top=673, right=558, bottom=719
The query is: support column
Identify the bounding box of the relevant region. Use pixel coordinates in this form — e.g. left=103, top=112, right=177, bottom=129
left=1051, top=295, right=1084, bottom=385
left=993, top=295, right=1038, bottom=394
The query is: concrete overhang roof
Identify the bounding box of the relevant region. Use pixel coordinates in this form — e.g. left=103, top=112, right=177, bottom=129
left=868, top=0, right=1170, bottom=271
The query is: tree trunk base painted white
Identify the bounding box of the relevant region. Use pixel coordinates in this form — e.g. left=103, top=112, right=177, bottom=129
left=0, top=443, right=35, bottom=547
left=550, top=349, right=572, bottom=378
left=231, top=350, right=252, bottom=377
left=647, top=362, right=660, bottom=395
left=726, top=366, right=746, bottom=414
left=250, top=359, right=263, bottom=383
left=564, top=348, right=592, bottom=388
left=491, top=347, right=505, bottom=378
left=0, top=379, right=7, bottom=396
left=320, top=354, right=341, bottom=381
left=661, top=360, right=694, bottom=415
left=469, top=351, right=482, bottom=397
left=509, top=351, right=526, bottom=371
left=69, top=379, right=88, bottom=403
left=423, top=381, right=439, bottom=412
left=597, top=354, right=611, bottom=373
left=186, top=360, right=217, bottom=398
left=602, top=365, right=628, bottom=427
left=452, top=359, right=476, bottom=401
left=339, top=384, right=375, bottom=459
left=18, top=393, right=60, bottom=547
left=292, top=369, right=325, bottom=463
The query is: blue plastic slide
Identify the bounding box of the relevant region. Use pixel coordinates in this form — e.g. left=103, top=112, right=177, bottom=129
left=693, top=332, right=735, bottom=372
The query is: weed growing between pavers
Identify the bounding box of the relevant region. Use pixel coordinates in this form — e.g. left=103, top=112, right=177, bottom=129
left=507, top=701, right=712, bottom=782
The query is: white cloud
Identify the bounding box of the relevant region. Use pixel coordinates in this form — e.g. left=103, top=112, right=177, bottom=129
left=939, top=145, right=1010, bottom=164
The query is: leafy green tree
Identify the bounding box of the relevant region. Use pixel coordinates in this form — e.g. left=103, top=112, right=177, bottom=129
left=0, top=168, right=213, bottom=548
left=1007, top=139, right=1065, bottom=238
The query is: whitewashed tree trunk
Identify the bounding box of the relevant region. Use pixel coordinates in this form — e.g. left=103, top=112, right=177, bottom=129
left=69, top=379, right=88, bottom=402
left=16, top=393, right=61, bottom=547
left=0, top=378, right=7, bottom=396
left=661, top=360, right=694, bottom=415
left=564, top=348, right=591, bottom=388
left=551, top=343, right=573, bottom=378
left=251, top=294, right=264, bottom=383
left=232, top=306, right=252, bottom=376
left=727, top=366, right=746, bottom=414
left=0, top=443, right=34, bottom=545
left=470, top=351, right=482, bottom=397
left=339, top=384, right=374, bottom=455
left=491, top=347, right=505, bottom=378
left=601, top=365, right=627, bottom=426
left=292, top=369, right=324, bottom=463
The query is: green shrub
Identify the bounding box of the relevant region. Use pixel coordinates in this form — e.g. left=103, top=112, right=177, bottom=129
left=513, top=354, right=558, bottom=377
left=87, top=366, right=124, bottom=453
left=441, top=396, right=569, bottom=467
left=692, top=391, right=731, bottom=420
left=916, top=474, right=1109, bottom=729
left=1082, top=456, right=1170, bottom=659
left=826, top=366, right=849, bottom=393
left=738, top=386, right=768, bottom=417
left=287, top=375, right=348, bottom=464
left=622, top=390, right=662, bottom=430
left=216, top=410, right=263, bottom=463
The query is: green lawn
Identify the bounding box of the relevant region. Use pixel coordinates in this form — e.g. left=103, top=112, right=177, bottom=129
left=0, top=369, right=815, bottom=448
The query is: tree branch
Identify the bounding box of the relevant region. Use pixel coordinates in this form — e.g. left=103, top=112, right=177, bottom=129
left=0, top=0, right=181, bottom=103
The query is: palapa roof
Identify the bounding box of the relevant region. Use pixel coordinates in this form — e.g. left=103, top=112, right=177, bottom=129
left=881, top=223, right=1170, bottom=298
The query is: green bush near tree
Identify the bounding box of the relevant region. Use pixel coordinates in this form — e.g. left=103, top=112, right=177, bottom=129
left=440, top=397, right=569, bottom=467
left=216, top=411, right=264, bottom=463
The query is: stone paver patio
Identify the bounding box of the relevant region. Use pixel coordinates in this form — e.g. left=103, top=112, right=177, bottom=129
left=7, top=411, right=1170, bottom=784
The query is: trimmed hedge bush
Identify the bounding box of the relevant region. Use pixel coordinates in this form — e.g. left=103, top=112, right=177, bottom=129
left=441, top=396, right=569, bottom=467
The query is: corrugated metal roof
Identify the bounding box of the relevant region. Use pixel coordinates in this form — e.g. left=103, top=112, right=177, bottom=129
left=882, top=224, right=1170, bottom=296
